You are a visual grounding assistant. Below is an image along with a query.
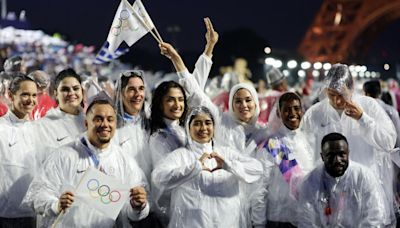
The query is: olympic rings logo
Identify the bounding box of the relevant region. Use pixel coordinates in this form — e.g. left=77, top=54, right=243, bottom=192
left=87, top=179, right=121, bottom=204
left=112, top=9, right=139, bottom=36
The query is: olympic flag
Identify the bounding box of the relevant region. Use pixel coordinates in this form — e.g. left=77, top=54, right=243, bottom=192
left=95, top=0, right=157, bottom=63
left=75, top=167, right=131, bottom=220
left=107, top=0, right=155, bottom=53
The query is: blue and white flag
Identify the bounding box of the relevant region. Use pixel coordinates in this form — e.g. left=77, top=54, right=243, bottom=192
left=94, top=41, right=129, bottom=64
left=95, top=0, right=155, bottom=64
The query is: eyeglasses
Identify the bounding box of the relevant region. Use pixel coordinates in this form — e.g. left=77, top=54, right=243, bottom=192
left=121, top=70, right=143, bottom=78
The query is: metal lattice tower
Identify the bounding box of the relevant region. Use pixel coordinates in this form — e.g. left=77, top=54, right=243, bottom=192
left=298, top=0, right=400, bottom=63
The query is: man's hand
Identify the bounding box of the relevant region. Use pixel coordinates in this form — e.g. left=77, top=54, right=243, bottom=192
left=344, top=100, right=363, bottom=120
left=58, top=191, right=74, bottom=212
left=199, top=153, right=212, bottom=172
left=204, top=17, right=218, bottom=57
left=130, top=186, right=147, bottom=210
left=210, top=152, right=225, bottom=172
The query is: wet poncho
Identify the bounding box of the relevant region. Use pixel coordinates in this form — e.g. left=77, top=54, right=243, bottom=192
left=297, top=162, right=387, bottom=227
left=23, top=136, right=149, bottom=227
left=151, top=106, right=263, bottom=228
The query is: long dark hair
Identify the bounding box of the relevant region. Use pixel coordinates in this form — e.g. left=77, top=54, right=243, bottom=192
left=150, top=81, right=188, bottom=135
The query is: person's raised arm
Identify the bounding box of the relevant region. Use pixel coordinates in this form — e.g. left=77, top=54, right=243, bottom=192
left=203, top=17, right=218, bottom=58
left=159, top=42, right=187, bottom=73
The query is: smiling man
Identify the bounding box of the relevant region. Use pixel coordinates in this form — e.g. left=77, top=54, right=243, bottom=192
left=301, top=63, right=397, bottom=226
left=24, top=94, right=149, bottom=227
left=258, top=92, right=315, bottom=226
left=298, top=133, right=387, bottom=227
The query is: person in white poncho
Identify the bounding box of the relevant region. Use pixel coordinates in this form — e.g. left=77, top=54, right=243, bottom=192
left=24, top=95, right=149, bottom=227
left=151, top=106, right=263, bottom=228
left=0, top=72, right=37, bottom=125
left=0, top=74, right=38, bottom=227
left=301, top=63, right=397, bottom=226
left=32, top=68, right=86, bottom=163
left=257, top=92, right=315, bottom=227
left=297, top=132, right=387, bottom=227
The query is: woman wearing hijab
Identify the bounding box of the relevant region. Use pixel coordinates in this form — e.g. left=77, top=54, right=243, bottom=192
left=152, top=106, right=263, bottom=228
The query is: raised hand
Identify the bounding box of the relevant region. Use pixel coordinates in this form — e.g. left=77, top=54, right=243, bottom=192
left=159, top=42, right=180, bottom=60
left=204, top=17, right=219, bottom=57
left=159, top=42, right=186, bottom=72
left=344, top=100, right=363, bottom=120
left=58, top=191, right=74, bottom=212
left=130, top=186, right=147, bottom=210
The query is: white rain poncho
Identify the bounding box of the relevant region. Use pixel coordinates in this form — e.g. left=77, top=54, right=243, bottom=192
left=0, top=124, right=36, bottom=218
left=32, top=107, right=85, bottom=163
left=259, top=127, right=316, bottom=224
left=149, top=53, right=213, bottom=167
left=113, top=71, right=152, bottom=180
left=178, top=71, right=271, bottom=227
left=297, top=162, right=387, bottom=227
left=250, top=93, right=315, bottom=225
left=180, top=71, right=267, bottom=155
left=0, top=109, right=30, bottom=126
left=301, top=64, right=397, bottom=225
left=148, top=53, right=213, bottom=223
left=151, top=106, right=263, bottom=228
left=23, top=136, right=149, bottom=227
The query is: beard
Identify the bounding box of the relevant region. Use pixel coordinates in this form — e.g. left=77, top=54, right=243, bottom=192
left=98, top=137, right=111, bottom=144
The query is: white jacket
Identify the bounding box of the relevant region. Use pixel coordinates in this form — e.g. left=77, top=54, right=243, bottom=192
left=32, top=107, right=86, bottom=163
left=257, top=124, right=316, bottom=224
left=178, top=70, right=271, bottom=227
left=152, top=140, right=263, bottom=228
left=24, top=136, right=149, bottom=227
left=301, top=95, right=397, bottom=224
left=0, top=124, right=36, bottom=218
left=297, top=162, right=386, bottom=228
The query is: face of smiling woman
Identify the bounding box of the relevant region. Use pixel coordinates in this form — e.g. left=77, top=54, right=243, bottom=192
left=232, top=88, right=256, bottom=123
left=10, top=80, right=37, bottom=119
left=189, top=113, right=214, bottom=144
left=55, top=77, right=83, bottom=115
left=161, top=87, right=185, bottom=120
left=122, top=76, right=145, bottom=116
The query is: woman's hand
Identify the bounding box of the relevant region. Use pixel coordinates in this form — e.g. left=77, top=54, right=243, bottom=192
left=203, top=17, right=218, bottom=57
left=199, top=153, right=212, bottom=172
left=210, top=152, right=225, bottom=172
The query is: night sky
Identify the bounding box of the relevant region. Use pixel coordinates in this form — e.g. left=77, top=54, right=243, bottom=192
left=7, top=0, right=400, bottom=77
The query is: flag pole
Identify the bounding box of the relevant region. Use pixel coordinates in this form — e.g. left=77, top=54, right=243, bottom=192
left=153, top=26, right=163, bottom=43
left=51, top=169, right=90, bottom=228
left=122, top=0, right=162, bottom=44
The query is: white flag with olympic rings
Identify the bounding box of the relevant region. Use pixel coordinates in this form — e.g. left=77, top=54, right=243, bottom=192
left=74, top=167, right=131, bottom=220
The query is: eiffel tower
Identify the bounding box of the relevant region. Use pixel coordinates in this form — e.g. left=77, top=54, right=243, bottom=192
left=298, top=0, right=400, bottom=63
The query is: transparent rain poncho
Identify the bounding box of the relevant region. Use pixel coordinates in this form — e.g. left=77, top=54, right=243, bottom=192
left=23, top=136, right=149, bottom=227
left=297, top=162, right=387, bottom=227
left=148, top=53, right=213, bottom=224
left=301, top=63, right=397, bottom=225
left=151, top=106, right=263, bottom=228
left=113, top=71, right=152, bottom=180
left=256, top=92, right=316, bottom=224
left=178, top=72, right=272, bottom=227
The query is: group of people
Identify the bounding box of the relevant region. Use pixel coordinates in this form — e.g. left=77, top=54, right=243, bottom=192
left=0, top=17, right=399, bottom=228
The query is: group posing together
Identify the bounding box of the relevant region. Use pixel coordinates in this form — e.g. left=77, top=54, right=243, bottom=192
left=0, top=18, right=398, bottom=228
